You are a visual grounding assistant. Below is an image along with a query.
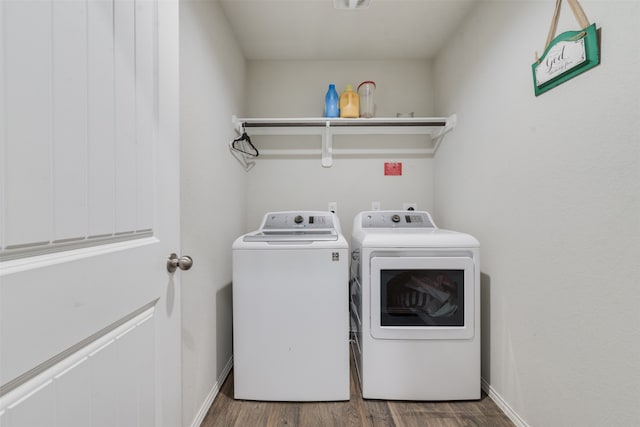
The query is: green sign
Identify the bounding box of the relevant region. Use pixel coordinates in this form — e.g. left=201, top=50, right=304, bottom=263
left=532, top=0, right=600, bottom=96
left=532, top=24, right=600, bottom=96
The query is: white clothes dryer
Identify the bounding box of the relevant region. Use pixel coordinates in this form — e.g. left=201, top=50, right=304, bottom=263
left=232, top=211, right=350, bottom=401
left=350, top=211, right=480, bottom=400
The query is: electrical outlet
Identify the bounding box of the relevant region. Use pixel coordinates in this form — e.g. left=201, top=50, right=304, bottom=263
left=403, top=202, right=417, bottom=211
left=372, top=201, right=381, bottom=211
left=328, top=202, right=337, bottom=213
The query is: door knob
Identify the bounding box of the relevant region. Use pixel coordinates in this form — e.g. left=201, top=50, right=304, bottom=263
left=167, top=253, right=193, bottom=273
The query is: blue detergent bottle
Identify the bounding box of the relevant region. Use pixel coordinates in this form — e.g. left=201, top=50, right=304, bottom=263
left=324, top=84, right=339, bottom=118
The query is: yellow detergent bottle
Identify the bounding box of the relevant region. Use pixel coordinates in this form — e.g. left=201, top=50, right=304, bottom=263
left=339, top=84, right=359, bottom=118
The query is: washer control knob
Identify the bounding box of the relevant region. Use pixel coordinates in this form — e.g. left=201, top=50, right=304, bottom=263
left=294, top=215, right=304, bottom=224
left=391, top=214, right=401, bottom=223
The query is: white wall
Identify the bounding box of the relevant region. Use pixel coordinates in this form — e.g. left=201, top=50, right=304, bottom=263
left=244, top=60, right=438, bottom=237
left=179, top=2, right=246, bottom=426
left=434, top=1, right=640, bottom=426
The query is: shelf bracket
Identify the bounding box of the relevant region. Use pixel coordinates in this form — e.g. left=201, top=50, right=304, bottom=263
left=322, top=121, right=333, bottom=168
left=430, top=114, right=457, bottom=154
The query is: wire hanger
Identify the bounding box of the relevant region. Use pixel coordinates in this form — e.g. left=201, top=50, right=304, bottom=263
left=230, top=125, right=259, bottom=157
left=229, top=124, right=258, bottom=171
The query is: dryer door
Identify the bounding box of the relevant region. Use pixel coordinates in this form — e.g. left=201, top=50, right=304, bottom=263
left=370, top=256, right=475, bottom=340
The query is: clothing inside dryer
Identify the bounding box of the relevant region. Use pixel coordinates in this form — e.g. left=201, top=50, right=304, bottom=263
left=380, top=269, right=464, bottom=327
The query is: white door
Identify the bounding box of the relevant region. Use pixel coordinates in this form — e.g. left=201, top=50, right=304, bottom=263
left=0, top=1, right=181, bottom=426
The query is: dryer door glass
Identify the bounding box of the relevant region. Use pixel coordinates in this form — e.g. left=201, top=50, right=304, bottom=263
left=380, top=269, right=464, bottom=327
left=370, top=256, right=475, bottom=340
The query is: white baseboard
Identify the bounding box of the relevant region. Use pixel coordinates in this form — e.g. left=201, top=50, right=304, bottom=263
left=481, top=377, right=529, bottom=427
left=190, top=357, right=233, bottom=427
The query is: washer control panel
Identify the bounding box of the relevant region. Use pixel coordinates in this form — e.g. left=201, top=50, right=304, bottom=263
left=262, top=211, right=335, bottom=230
left=361, top=211, right=435, bottom=228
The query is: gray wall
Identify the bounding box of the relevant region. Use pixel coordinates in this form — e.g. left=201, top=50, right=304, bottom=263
left=433, top=1, right=640, bottom=426
left=179, top=2, right=246, bottom=426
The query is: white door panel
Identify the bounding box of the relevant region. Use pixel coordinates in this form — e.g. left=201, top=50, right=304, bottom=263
left=4, top=381, right=55, bottom=427
left=1, top=240, right=161, bottom=385
left=2, top=0, right=52, bottom=247
left=53, top=357, right=91, bottom=427
left=114, top=0, right=138, bottom=235
left=134, top=0, right=156, bottom=233
left=0, top=1, right=181, bottom=426
left=51, top=0, right=88, bottom=242
left=1, top=0, right=158, bottom=252
left=87, top=0, right=116, bottom=239
left=1, top=306, right=157, bottom=427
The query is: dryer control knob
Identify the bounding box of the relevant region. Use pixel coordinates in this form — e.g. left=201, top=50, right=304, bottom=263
left=294, top=215, right=304, bottom=224
left=391, top=214, right=401, bottom=223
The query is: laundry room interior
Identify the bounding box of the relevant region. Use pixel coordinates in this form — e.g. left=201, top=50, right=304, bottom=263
left=178, top=1, right=639, bottom=426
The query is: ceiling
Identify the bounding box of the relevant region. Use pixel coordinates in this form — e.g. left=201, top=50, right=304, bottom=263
left=218, top=0, right=479, bottom=60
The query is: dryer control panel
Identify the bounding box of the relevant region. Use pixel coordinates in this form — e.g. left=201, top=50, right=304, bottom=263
left=360, top=211, right=436, bottom=228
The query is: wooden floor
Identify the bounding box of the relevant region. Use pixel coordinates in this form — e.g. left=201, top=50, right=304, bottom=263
left=200, top=351, right=514, bottom=427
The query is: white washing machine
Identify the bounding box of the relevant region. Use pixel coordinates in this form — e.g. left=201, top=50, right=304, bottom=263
left=350, top=210, right=480, bottom=400
left=232, top=211, right=350, bottom=401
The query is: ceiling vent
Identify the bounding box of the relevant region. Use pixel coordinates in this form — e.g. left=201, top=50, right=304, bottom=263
left=333, top=0, right=371, bottom=10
